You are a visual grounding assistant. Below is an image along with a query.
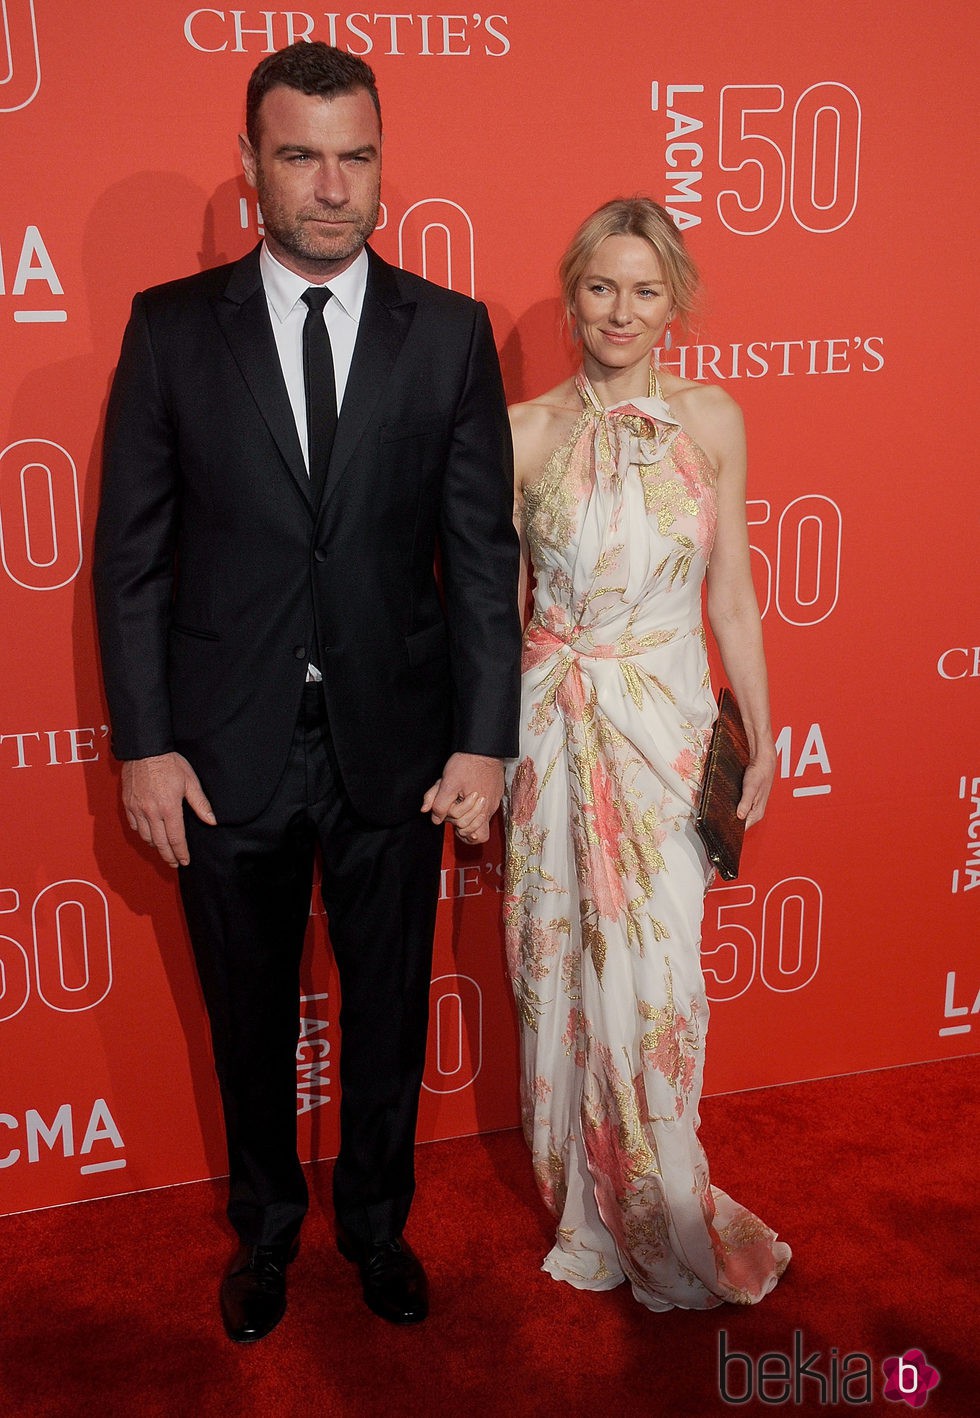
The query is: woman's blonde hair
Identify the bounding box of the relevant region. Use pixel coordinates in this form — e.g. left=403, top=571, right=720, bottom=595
left=559, top=197, right=700, bottom=324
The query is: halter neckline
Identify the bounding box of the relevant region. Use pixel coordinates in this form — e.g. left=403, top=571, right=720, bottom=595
left=576, top=364, right=665, bottom=414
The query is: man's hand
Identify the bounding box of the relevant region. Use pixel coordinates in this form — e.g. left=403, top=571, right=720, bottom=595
left=421, top=753, right=505, bottom=845
left=122, top=752, right=216, bottom=867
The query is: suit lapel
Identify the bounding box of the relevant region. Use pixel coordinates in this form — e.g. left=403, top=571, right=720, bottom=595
left=211, top=247, right=312, bottom=509
left=317, top=248, right=416, bottom=517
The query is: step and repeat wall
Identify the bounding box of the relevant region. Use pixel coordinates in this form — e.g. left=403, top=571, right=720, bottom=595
left=1, top=2, right=976, bottom=1214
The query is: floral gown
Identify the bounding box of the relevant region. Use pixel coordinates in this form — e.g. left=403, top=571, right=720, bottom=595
left=504, top=370, right=790, bottom=1310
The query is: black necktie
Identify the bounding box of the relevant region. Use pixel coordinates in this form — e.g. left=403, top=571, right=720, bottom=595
left=300, top=286, right=337, bottom=506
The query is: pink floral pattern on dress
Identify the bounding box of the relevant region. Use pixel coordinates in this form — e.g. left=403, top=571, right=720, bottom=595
left=505, top=369, right=790, bottom=1310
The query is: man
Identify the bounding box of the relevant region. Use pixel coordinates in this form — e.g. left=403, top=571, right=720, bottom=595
left=94, top=43, right=520, bottom=1341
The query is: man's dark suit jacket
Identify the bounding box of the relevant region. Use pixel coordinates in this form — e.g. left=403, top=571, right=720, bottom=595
left=94, top=245, right=521, bottom=825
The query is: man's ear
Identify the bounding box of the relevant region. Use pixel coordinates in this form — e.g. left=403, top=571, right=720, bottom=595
left=239, top=132, right=257, bottom=188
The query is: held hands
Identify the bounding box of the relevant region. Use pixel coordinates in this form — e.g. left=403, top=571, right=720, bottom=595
left=122, top=752, right=216, bottom=867
left=736, top=746, right=777, bottom=830
left=421, top=752, right=505, bottom=845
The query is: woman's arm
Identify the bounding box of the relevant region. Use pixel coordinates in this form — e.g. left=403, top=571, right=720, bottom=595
left=508, top=402, right=538, bottom=630
left=699, top=390, right=776, bottom=828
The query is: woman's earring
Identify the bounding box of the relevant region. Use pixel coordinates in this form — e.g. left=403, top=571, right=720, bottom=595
left=663, top=325, right=673, bottom=351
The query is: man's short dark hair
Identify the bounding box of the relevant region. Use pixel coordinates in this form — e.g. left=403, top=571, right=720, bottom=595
left=245, top=42, right=381, bottom=146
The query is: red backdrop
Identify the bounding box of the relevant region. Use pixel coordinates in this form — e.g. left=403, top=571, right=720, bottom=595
left=1, top=1, right=977, bottom=1214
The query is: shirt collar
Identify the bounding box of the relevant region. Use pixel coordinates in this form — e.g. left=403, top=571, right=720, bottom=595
left=259, top=242, right=369, bottom=323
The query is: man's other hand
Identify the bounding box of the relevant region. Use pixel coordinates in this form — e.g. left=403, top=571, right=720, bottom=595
left=421, top=753, right=505, bottom=845
left=122, top=752, right=216, bottom=867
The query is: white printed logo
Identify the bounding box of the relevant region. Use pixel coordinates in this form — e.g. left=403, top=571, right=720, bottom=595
left=702, top=877, right=823, bottom=1002
left=940, top=971, right=979, bottom=1038
left=650, top=79, right=862, bottom=235
left=0, top=1099, right=126, bottom=1176
left=0, top=0, right=40, bottom=112
left=184, top=10, right=511, bottom=57
left=775, top=724, right=831, bottom=798
left=950, top=777, right=980, bottom=895
left=0, top=881, right=113, bottom=1023
left=1, top=227, right=66, bottom=322
left=0, top=440, right=82, bottom=589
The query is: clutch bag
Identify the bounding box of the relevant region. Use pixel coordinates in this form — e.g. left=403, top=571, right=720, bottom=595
left=695, top=687, right=749, bottom=880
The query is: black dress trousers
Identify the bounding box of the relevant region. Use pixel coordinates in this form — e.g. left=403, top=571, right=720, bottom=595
left=178, top=683, right=444, bottom=1248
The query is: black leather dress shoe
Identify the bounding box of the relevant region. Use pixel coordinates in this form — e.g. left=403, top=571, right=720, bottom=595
left=337, top=1228, right=429, bottom=1324
left=219, top=1240, right=298, bottom=1343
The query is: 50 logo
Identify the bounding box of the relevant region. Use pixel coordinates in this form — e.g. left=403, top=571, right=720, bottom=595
left=655, top=81, right=862, bottom=235
left=423, top=973, right=483, bottom=1095
left=702, top=877, right=823, bottom=1002
left=748, top=495, right=842, bottom=626
left=0, top=440, right=82, bottom=590
left=0, top=880, right=113, bottom=1021
left=719, top=83, right=861, bottom=235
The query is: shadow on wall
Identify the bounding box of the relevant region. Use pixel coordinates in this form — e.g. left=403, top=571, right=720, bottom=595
left=492, top=295, right=568, bottom=406
left=5, top=170, right=264, bottom=1193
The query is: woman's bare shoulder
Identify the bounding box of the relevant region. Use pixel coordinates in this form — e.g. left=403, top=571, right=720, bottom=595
left=659, top=371, right=741, bottom=419
left=655, top=372, right=744, bottom=476
left=659, top=372, right=744, bottom=453
left=510, top=379, right=582, bottom=482
left=509, top=379, right=580, bottom=429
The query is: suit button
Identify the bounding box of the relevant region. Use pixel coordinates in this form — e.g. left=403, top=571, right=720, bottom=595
left=293, top=645, right=306, bottom=660
left=314, top=548, right=327, bottom=563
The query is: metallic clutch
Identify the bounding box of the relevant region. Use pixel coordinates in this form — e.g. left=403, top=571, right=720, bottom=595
left=695, top=687, right=749, bottom=880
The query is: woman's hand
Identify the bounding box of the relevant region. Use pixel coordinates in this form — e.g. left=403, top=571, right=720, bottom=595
left=737, top=745, right=777, bottom=828
left=421, top=753, right=505, bottom=844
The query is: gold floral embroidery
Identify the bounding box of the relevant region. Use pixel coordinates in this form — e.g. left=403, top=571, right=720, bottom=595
left=523, top=410, right=592, bottom=560
left=638, top=961, right=702, bottom=1103
left=512, top=975, right=546, bottom=1032
left=641, top=471, right=700, bottom=533
left=717, top=1212, right=775, bottom=1252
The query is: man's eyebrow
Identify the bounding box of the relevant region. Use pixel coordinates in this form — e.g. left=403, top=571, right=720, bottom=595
left=271, top=143, right=379, bottom=158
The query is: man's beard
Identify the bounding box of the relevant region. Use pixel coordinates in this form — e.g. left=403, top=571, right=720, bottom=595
left=258, top=187, right=380, bottom=270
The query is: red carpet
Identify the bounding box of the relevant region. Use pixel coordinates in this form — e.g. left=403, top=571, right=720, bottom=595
left=2, top=1057, right=975, bottom=1417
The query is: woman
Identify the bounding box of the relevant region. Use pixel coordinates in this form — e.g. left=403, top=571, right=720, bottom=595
left=504, top=198, right=790, bottom=1311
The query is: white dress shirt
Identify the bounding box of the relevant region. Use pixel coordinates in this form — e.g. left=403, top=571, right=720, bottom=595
left=259, top=241, right=368, bottom=472
left=259, top=243, right=368, bottom=679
